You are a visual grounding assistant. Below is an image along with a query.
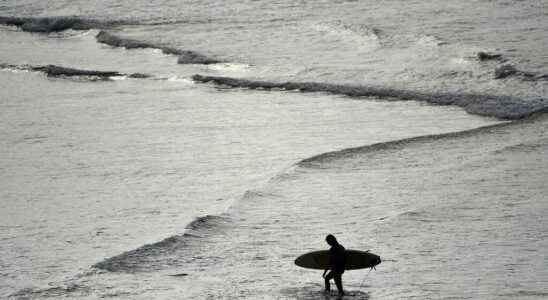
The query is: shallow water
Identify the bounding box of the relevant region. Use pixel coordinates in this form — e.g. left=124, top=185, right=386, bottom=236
left=0, top=0, right=547, bottom=299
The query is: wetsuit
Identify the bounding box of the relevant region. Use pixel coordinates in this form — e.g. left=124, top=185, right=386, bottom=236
left=325, top=243, right=346, bottom=294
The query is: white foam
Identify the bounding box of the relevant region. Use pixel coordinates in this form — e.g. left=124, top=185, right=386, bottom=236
left=110, top=75, right=128, bottom=81
left=207, top=63, right=252, bottom=73
left=167, top=75, right=194, bottom=84
left=0, top=66, right=30, bottom=74
left=151, top=48, right=164, bottom=55
left=311, top=20, right=381, bottom=51
left=49, top=29, right=95, bottom=39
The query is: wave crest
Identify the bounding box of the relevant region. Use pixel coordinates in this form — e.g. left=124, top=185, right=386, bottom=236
left=92, top=215, right=229, bottom=273
left=191, top=74, right=548, bottom=120
left=0, top=16, right=126, bottom=33
left=297, top=113, right=548, bottom=168
left=494, top=64, right=548, bottom=81
left=9, top=284, right=90, bottom=299
left=1, top=63, right=150, bottom=80
left=297, top=123, right=510, bottom=168
left=96, top=30, right=222, bottom=65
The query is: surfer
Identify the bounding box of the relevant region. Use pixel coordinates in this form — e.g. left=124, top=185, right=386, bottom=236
left=322, top=234, right=346, bottom=296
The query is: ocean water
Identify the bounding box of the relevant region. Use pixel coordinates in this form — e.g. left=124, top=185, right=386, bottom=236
left=0, top=0, right=547, bottom=299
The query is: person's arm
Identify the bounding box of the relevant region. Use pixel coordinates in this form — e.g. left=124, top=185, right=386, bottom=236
left=323, top=250, right=333, bottom=277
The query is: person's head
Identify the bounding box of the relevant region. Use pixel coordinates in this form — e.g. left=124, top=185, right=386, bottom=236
left=325, top=234, right=338, bottom=246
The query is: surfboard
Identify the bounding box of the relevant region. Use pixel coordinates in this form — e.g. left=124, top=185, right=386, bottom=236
left=294, top=250, right=381, bottom=270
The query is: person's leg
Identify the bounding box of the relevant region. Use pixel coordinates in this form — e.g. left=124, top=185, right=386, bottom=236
left=334, top=273, right=344, bottom=295
left=324, top=271, right=334, bottom=292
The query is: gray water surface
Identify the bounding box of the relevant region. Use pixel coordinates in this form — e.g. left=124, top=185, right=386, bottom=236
left=0, top=0, right=547, bottom=299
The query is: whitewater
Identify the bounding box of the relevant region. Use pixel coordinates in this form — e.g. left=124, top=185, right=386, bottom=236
left=0, top=0, right=547, bottom=299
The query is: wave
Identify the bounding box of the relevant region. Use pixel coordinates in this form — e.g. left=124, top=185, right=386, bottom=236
left=9, top=284, right=90, bottom=299
left=0, top=63, right=150, bottom=80
left=96, top=31, right=223, bottom=65
left=0, top=16, right=129, bottom=33
left=493, top=139, right=548, bottom=154
left=92, top=215, right=228, bottom=273
left=474, top=52, right=547, bottom=81
left=494, top=64, right=548, bottom=81
left=501, top=291, right=548, bottom=298
left=297, top=123, right=504, bottom=168
left=191, top=74, right=548, bottom=120
left=477, top=51, right=504, bottom=62
left=297, top=113, right=548, bottom=168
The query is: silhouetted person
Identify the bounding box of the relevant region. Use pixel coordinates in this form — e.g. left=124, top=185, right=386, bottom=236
left=322, top=234, right=346, bottom=296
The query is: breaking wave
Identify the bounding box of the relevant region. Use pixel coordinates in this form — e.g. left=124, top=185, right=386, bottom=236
left=96, top=31, right=223, bottom=65
left=0, top=16, right=129, bottom=33
left=191, top=75, right=548, bottom=120
left=92, top=215, right=229, bottom=273
left=0, top=63, right=150, bottom=80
